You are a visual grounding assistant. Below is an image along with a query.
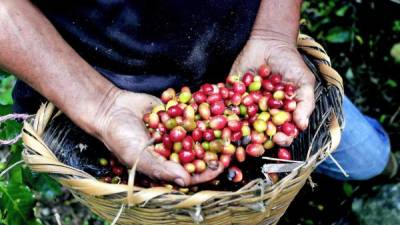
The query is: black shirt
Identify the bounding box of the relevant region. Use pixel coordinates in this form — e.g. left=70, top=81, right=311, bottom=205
left=13, top=0, right=260, bottom=113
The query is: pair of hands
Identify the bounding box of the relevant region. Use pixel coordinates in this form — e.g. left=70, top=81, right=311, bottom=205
left=94, top=35, right=315, bottom=187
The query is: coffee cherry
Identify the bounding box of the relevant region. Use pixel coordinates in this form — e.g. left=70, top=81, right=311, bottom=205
left=182, top=136, right=194, bottom=151
left=203, top=129, right=215, bottom=141
left=173, top=142, right=183, bottom=152
left=226, top=74, right=240, bottom=85
left=222, top=142, right=236, bottom=155
left=165, top=99, right=178, bottom=110
left=182, top=119, right=196, bottom=132
left=178, top=91, right=192, bottom=104
left=284, top=84, right=296, bottom=96
left=175, top=116, right=183, bottom=125
left=194, top=144, right=205, bottom=159
left=242, top=72, right=254, bottom=86
left=258, top=64, right=271, bottom=78
left=230, top=93, right=242, bottom=106
left=233, top=81, right=246, bottom=95
left=154, top=143, right=171, bottom=158
left=211, top=101, right=225, bottom=115
left=192, top=128, right=203, bottom=142
left=209, top=115, right=228, bottom=130
left=268, top=98, right=283, bottom=109
left=272, top=111, right=290, bottom=126
left=262, top=79, right=274, bottom=91
left=112, top=166, right=124, bottom=176
left=143, top=113, right=151, bottom=124
left=99, top=158, right=108, bottom=166
left=213, top=130, right=222, bottom=138
left=202, top=141, right=210, bottom=150
left=270, top=74, right=282, bottom=85
left=250, top=91, right=263, bottom=103
left=164, top=118, right=177, bottom=130
left=207, top=93, right=222, bottom=104
left=220, top=154, right=232, bottom=168
left=167, top=105, right=183, bottom=117
left=248, top=81, right=262, bottom=91
left=219, top=87, right=229, bottom=99
left=277, top=148, right=292, bottom=160
left=258, top=112, right=270, bottom=121
left=179, top=150, right=195, bottom=164
left=251, top=131, right=266, bottom=144
left=169, top=126, right=187, bottom=142
left=183, top=105, right=195, bottom=120
left=152, top=105, right=165, bottom=114
left=283, top=99, right=296, bottom=112
left=227, top=166, right=243, bottom=183
left=170, top=153, right=180, bottom=163
left=227, top=120, right=242, bottom=132
left=104, top=176, right=112, bottom=183
left=148, top=113, right=160, bottom=129
left=241, top=125, right=251, bottom=136
left=246, top=143, right=265, bottom=157
left=266, top=121, right=277, bottom=137
left=204, top=151, right=218, bottom=162
left=221, top=127, right=232, bottom=141
left=281, top=122, right=297, bottom=136
left=263, top=139, right=274, bottom=149
left=184, top=163, right=196, bottom=173
left=235, top=146, right=246, bottom=162
left=199, top=103, right=211, bottom=120
left=273, top=90, right=285, bottom=100
left=193, top=159, right=207, bottom=173
left=193, top=91, right=207, bottom=104
left=258, top=96, right=268, bottom=111
left=247, top=104, right=258, bottom=117
left=210, top=139, right=224, bottom=153
left=161, top=88, right=176, bottom=103
left=196, top=121, right=207, bottom=132
left=231, top=131, right=243, bottom=142
left=253, top=119, right=267, bottom=132
left=162, top=134, right=173, bottom=149
left=274, top=83, right=285, bottom=91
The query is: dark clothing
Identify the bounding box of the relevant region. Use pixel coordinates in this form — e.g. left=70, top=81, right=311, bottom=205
left=13, top=0, right=260, bottom=113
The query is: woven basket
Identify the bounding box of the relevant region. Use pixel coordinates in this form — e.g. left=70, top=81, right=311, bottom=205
left=21, top=34, right=344, bottom=225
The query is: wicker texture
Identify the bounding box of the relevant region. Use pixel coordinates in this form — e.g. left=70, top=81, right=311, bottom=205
left=21, top=34, right=344, bottom=225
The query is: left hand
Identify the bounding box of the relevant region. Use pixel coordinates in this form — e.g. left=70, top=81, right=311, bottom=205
left=230, top=33, right=316, bottom=146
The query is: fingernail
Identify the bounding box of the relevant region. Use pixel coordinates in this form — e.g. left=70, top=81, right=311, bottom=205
left=208, top=161, right=219, bottom=170
left=174, top=178, right=185, bottom=187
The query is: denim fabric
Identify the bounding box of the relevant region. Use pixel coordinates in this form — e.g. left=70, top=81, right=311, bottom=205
left=316, top=96, right=391, bottom=180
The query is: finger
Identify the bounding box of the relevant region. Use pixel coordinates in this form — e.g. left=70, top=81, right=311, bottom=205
left=190, top=162, right=224, bottom=186
left=272, top=132, right=294, bottom=147
left=293, top=82, right=315, bottom=130
left=137, top=148, right=191, bottom=187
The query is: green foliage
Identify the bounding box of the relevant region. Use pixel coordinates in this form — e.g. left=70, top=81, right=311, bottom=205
left=391, top=43, right=400, bottom=63
left=0, top=181, right=41, bottom=225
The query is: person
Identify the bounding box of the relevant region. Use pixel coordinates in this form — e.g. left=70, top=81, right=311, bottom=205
left=0, top=0, right=393, bottom=187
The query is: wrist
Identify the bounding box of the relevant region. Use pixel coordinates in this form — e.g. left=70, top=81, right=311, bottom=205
left=250, top=28, right=297, bottom=46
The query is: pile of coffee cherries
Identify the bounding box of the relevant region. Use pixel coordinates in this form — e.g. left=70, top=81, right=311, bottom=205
left=140, top=64, right=299, bottom=184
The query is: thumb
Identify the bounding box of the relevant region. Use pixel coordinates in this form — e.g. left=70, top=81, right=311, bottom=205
left=293, top=80, right=315, bottom=130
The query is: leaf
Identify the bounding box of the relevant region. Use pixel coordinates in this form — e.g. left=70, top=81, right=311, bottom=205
left=0, top=181, right=37, bottom=225
left=0, top=76, right=16, bottom=106
left=335, top=5, right=349, bottom=17
left=386, top=79, right=398, bottom=88
left=345, top=68, right=354, bottom=80
left=23, top=172, right=62, bottom=201
left=393, top=20, right=400, bottom=32
left=325, top=27, right=351, bottom=43
left=343, top=182, right=354, bottom=197
left=390, top=42, right=400, bottom=64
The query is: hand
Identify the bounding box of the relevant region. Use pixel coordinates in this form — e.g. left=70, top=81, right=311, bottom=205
left=93, top=89, right=224, bottom=187
left=230, top=33, right=316, bottom=146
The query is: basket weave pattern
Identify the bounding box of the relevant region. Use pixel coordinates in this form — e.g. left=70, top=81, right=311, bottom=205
left=21, top=34, right=344, bottom=225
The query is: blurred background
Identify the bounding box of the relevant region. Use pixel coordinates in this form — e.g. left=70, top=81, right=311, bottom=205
left=0, top=0, right=399, bottom=224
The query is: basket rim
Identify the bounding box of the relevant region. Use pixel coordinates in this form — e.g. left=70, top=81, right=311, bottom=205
left=21, top=34, right=344, bottom=209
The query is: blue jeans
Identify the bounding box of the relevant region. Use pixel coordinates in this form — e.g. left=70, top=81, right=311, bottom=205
left=316, top=96, right=391, bottom=180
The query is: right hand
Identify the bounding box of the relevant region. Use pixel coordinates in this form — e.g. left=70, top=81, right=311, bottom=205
left=93, top=89, right=224, bottom=187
